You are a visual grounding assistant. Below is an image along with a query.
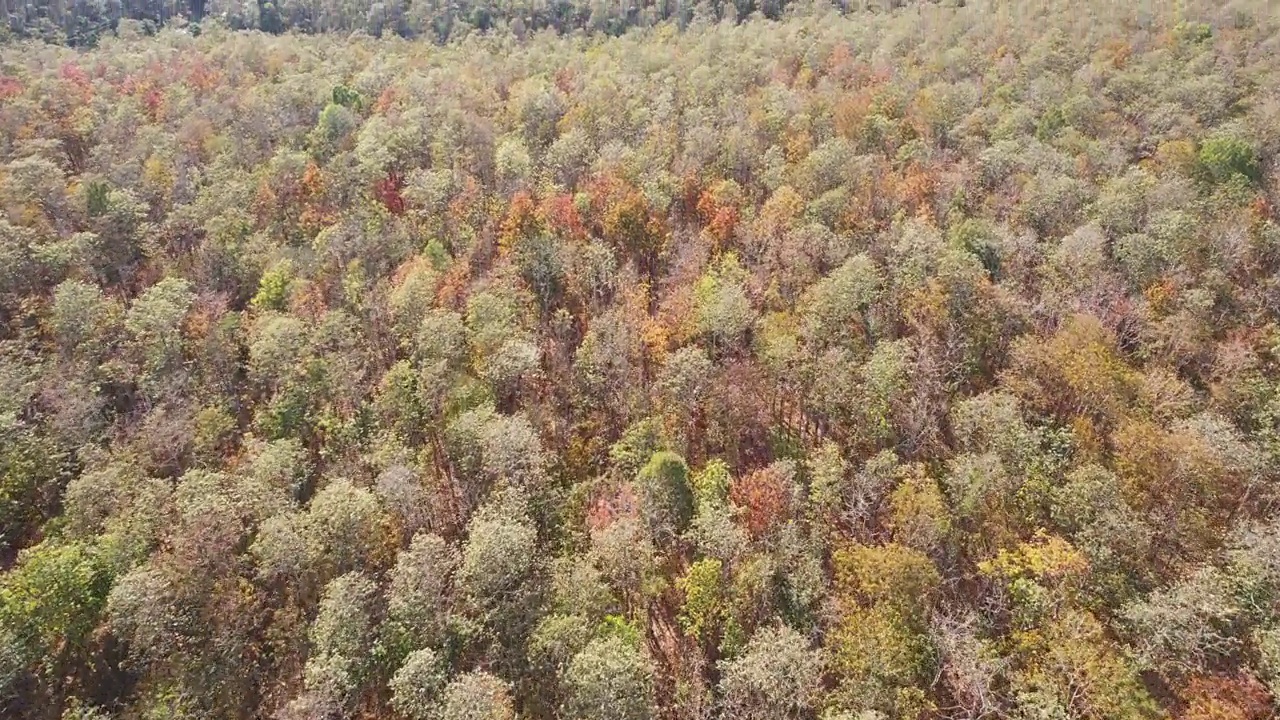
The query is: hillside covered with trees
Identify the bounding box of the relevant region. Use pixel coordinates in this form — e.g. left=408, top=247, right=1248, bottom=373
left=9, top=0, right=855, bottom=46
left=3, top=1, right=1280, bottom=719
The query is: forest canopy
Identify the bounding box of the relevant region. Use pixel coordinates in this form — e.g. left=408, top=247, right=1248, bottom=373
left=3, top=1, right=1280, bottom=719
left=12, top=0, right=858, bottom=45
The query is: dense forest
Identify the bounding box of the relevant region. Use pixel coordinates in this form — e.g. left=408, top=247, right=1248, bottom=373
left=3, top=0, right=871, bottom=47
left=3, top=1, right=1280, bottom=719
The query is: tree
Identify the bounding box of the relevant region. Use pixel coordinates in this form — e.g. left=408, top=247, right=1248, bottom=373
left=306, top=478, right=389, bottom=576
left=634, top=451, right=693, bottom=545
left=1008, top=609, right=1160, bottom=720
left=0, top=415, right=70, bottom=555
left=454, top=487, right=542, bottom=673
left=1050, top=463, right=1155, bottom=603
left=678, top=558, right=726, bottom=643
left=0, top=220, right=36, bottom=298
left=563, top=636, right=654, bottom=720
left=300, top=572, right=378, bottom=714
left=529, top=612, right=596, bottom=680
left=389, top=647, right=448, bottom=720
left=375, top=464, right=434, bottom=540
left=548, top=555, right=620, bottom=621
left=694, top=253, right=754, bottom=349
left=251, top=260, right=295, bottom=312
left=1197, top=135, right=1260, bottom=186
left=441, top=406, right=549, bottom=521
left=805, top=443, right=848, bottom=540
left=887, top=468, right=951, bottom=557
left=654, top=347, right=714, bottom=451
left=59, top=700, right=113, bottom=720
left=466, top=288, right=540, bottom=396
left=383, top=532, right=460, bottom=659
left=1004, top=314, right=1138, bottom=426
left=800, top=254, right=882, bottom=354
left=439, top=671, right=517, bottom=720
left=47, top=279, right=119, bottom=360
left=1122, top=566, right=1242, bottom=679
left=729, top=461, right=798, bottom=539
left=399, top=293, right=462, bottom=361
left=979, top=533, right=1160, bottom=719
left=124, top=277, right=195, bottom=390
left=1, top=540, right=113, bottom=681
left=458, top=488, right=538, bottom=605
left=247, top=314, right=310, bottom=392
left=251, top=478, right=387, bottom=583
left=718, top=625, right=824, bottom=720
left=601, top=188, right=666, bottom=282
left=829, top=544, right=940, bottom=715
left=106, top=564, right=189, bottom=672
left=0, top=625, right=25, bottom=696
left=590, top=516, right=660, bottom=610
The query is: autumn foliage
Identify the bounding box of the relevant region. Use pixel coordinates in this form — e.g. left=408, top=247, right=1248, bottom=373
left=2, top=3, right=1280, bottom=720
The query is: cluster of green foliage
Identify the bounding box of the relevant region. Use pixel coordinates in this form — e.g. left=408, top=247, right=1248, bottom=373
left=2, top=1, right=1280, bottom=719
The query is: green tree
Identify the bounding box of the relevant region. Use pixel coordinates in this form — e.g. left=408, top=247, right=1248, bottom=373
left=563, top=636, right=654, bottom=720
left=458, top=489, right=538, bottom=604
left=382, top=532, right=460, bottom=661
left=439, top=671, right=517, bottom=720
left=302, top=572, right=378, bottom=713
left=124, top=277, right=195, bottom=390
left=0, top=540, right=113, bottom=679
left=390, top=648, right=449, bottom=720
left=719, top=625, right=824, bottom=720
left=694, top=253, right=754, bottom=349
left=47, top=279, right=119, bottom=359
left=634, top=451, right=694, bottom=545
left=1196, top=134, right=1260, bottom=185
